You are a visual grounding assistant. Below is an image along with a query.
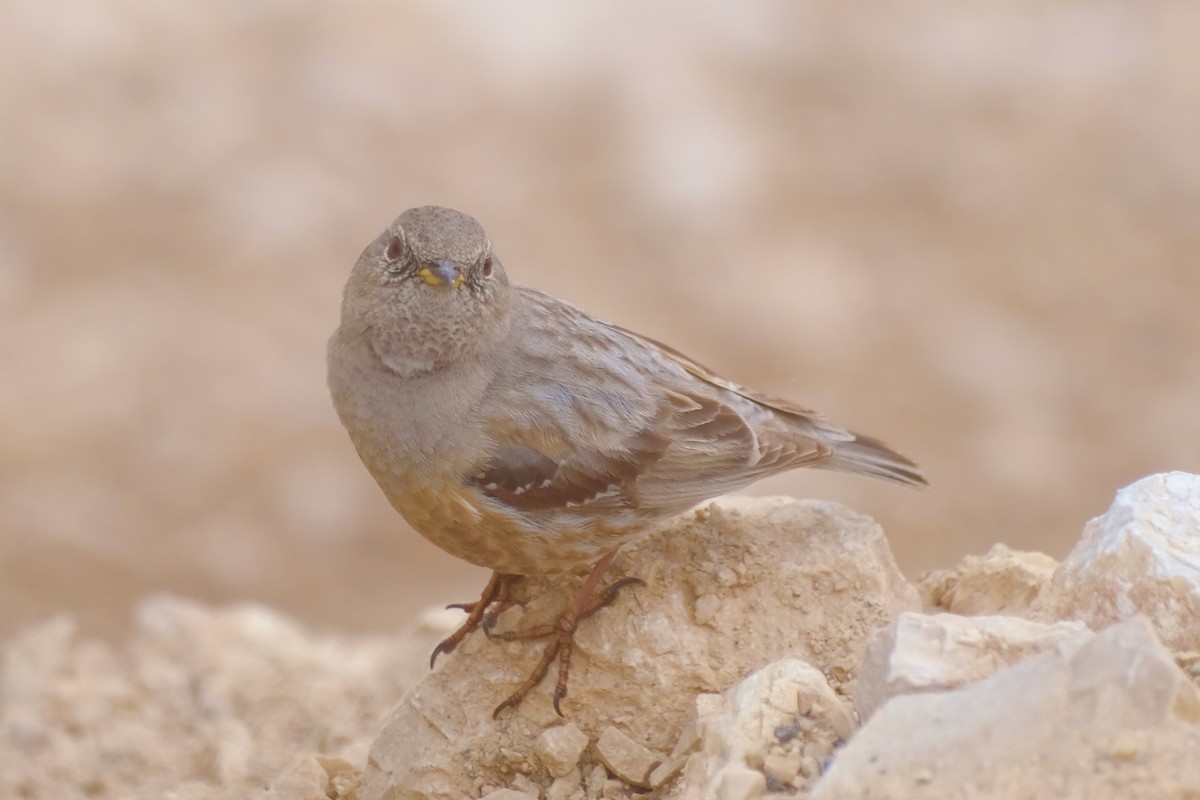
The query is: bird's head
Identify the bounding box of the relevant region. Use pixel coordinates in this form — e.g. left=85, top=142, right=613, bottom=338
left=340, top=206, right=513, bottom=376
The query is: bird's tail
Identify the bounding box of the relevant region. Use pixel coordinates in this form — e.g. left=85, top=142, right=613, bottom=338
left=824, top=433, right=928, bottom=488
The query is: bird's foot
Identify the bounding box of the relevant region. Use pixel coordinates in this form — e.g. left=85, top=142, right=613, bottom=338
left=430, top=571, right=520, bottom=668
left=491, top=555, right=641, bottom=717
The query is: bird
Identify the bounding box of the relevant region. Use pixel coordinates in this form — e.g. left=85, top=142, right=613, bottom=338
left=326, top=205, right=926, bottom=716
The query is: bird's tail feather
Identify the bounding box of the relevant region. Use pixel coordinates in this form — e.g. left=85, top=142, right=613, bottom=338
left=824, top=433, right=928, bottom=488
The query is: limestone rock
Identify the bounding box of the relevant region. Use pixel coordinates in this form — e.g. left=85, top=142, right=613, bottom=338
left=1034, top=472, right=1200, bottom=650
left=596, top=727, right=661, bottom=787
left=360, top=497, right=919, bottom=800
left=812, top=617, right=1200, bottom=799
left=546, top=768, right=582, bottom=800
left=855, top=612, right=1090, bottom=720
left=537, top=723, right=590, bottom=779
left=674, top=658, right=855, bottom=799
left=509, top=773, right=543, bottom=797
left=265, top=756, right=360, bottom=800
left=920, top=543, right=1057, bottom=616
left=481, top=790, right=538, bottom=800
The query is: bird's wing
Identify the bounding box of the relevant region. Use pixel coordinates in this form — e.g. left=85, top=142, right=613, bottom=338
left=629, top=385, right=833, bottom=510
left=468, top=382, right=831, bottom=517
left=612, top=323, right=927, bottom=488
left=465, top=297, right=833, bottom=516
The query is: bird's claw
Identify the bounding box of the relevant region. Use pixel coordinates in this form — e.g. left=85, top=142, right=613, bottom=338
left=429, top=639, right=456, bottom=669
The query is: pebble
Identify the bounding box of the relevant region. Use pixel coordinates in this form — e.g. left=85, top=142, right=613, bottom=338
left=595, top=726, right=661, bottom=788
left=537, top=723, right=590, bottom=779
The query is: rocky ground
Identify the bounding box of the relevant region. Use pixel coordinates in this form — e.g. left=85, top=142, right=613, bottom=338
left=3, top=472, right=1198, bottom=800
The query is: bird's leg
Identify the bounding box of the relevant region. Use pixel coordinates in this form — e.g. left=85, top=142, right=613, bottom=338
left=431, top=571, right=520, bottom=668
left=492, top=549, right=643, bottom=718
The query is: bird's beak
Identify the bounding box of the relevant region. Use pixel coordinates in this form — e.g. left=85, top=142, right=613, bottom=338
left=418, top=260, right=466, bottom=288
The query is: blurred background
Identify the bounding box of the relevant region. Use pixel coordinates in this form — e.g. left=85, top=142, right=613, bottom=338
left=2, top=1, right=1198, bottom=642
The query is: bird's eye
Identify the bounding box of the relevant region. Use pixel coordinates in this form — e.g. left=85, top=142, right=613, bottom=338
left=481, top=256, right=494, bottom=277
left=385, top=236, right=404, bottom=262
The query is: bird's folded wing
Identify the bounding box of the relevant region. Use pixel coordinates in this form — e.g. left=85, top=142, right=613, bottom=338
left=468, top=384, right=829, bottom=517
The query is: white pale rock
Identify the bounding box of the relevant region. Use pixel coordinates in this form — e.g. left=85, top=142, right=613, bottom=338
left=361, top=497, right=918, bottom=800
left=920, top=544, right=1058, bottom=616
left=265, top=756, right=359, bottom=800
left=677, top=659, right=854, bottom=799
left=714, top=767, right=766, bottom=800
left=855, top=612, right=1091, bottom=720
left=481, top=790, right=538, bottom=800
left=1034, top=472, right=1200, bottom=650
left=537, top=724, right=590, bottom=779
left=584, top=764, right=607, bottom=800
left=546, top=767, right=581, bottom=800
left=812, top=617, right=1200, bottom=799
left=263, top=757, right=331, bottom=800
left=595, top=727, right=661, bottom=787
left=510, top=773, right=542, bottom=798
left=761, top=753, right=802, bottom=786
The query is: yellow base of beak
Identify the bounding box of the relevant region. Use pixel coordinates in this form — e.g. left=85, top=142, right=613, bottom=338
left=418, top=268, right=466, bottom=288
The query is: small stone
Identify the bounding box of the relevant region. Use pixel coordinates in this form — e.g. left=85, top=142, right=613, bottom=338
left=584, top=764, right=607, bottom=800
left=773, top=722, right=800, bottom=744
left=648, top=755, right=687, bottom=789
left=762, top=754, right=802, bottom=785
left=1107, top=732, right=1142, bottom=762
left=546, top=767, right=581, bottom=800
left=668, top=717, right=701, bottom=760
left=802, top=741, right=831, bottom=765
left=640, top=612, right=678, bottom=655
left=715, top=766, right=767, bottom=800
left=500, top=747, right=527, bottom=765
left=510, top=773, right=542, bottom=798
left=315, top=757, right=360, bottom=797
left=694, top=692, right=726, bottom=718
left=537, top=723, right=590, bottom=779
left=481, top=790, right=537, bottom=800
left=694, top=594, right=720, bottom=625
left=263, top=757, right=329, bottom=799
left=595, top=727, right=661, bottom=788
left=599, top=779, right=625, bottom=799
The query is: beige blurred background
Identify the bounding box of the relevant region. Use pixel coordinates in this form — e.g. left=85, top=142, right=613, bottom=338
left=2, top=1, right=1198, bottom=642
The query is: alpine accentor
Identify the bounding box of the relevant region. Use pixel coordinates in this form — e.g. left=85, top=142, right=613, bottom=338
left=327, top=206, right=926, bottom=715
